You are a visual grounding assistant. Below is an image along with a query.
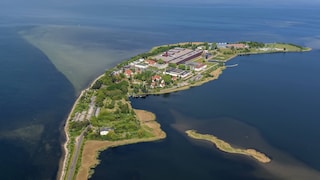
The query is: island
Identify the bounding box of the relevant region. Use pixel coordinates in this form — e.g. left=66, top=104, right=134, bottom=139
left=186, top=130, right=271, bottom=163
left=58, top=41, right=309, bottom=180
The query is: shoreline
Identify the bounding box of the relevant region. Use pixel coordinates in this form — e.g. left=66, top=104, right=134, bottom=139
left=152, top=67, right=224, bottom=95
left=58, top=42, right=310, bottom=179
left=58, top=66, right=223, bottom=180
left=75, top=109, right=166, bottom=180
left=58, top=67, right=223, bottom=180
left=57, top=74, right=105, bottom=180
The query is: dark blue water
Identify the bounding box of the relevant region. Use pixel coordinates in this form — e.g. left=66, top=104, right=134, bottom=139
left=91, top=51, right=320, bottom=180
left=1, top=1, right=320, bottom=179
left=0, top=27, right=75, bottom=179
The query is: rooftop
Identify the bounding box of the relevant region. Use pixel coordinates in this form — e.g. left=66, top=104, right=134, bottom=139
left=153, top=47, right=203, bottom=64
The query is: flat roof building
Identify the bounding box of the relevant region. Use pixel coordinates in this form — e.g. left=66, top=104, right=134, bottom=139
left=163, top=68, right=191, bottom=78
left=226, top=43, right=247, bottom=49
left=153, top=47, right=203, bottom=64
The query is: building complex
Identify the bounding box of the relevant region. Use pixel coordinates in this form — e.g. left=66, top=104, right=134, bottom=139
left=153, top=47, right=203, bottom=64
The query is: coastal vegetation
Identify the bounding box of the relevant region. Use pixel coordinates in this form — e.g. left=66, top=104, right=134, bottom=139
left=186, top=130, right=271, bottom=163
left=76, top=110, right=165, bottom=180
left=60, top=41, right=309, bottom=180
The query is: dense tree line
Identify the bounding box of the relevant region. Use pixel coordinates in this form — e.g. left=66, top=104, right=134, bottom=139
left=239, top=41, right=265, bottom=48
left=69, top=121, right=90, bottom=136
left=134, top=70, right=154, bottom=82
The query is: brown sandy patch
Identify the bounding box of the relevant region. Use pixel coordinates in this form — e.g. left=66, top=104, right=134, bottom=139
left=76, top=140, right=112, bottom=180
left=135, top=109, right=166, bottom=138
left=134, top=109, right=155, bottom=122
left=76, top=109, right=166, bottom=180
left=210, top=67, right=223, bottom=77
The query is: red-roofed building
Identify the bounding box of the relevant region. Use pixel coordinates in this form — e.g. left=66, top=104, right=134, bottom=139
left=152, top=75, right=162, bottom=81
left=171, top=76, right=177, bottom=81
left=124, top=69, right=133, bottom=78
left=146, top=59, right=156, bottom=66
left=226, top=43, right=247, bottom=49
left=195, top=63, right=207, bottom=71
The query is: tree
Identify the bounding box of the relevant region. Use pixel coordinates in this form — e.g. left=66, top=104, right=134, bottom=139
left=96, top=90, right=105, bottom=107
left=92, top=79, right=102, bottom=89
left=178, top=64, right=186, bottom=70
left=162, top=74, right=172, bottom=84
left=157, top=59, right=164, bottom=64
left=120, top=103, right=130, bottom=114
left=211, top=42, right=217, bottom=50
left=106, top=100, right=115, bottom=109
left=141, top=85, right=148, bottom=93
left=135, top=70, right=154, bottom=82
left=169, top=63, right=177, bottom=68
left=204, top=42, right=209, bottom=50
left=119, top=81, right=129, bottom=94
left=133, top=86, right=139, bottom=94
left=246, top=41, right=265, bottom=48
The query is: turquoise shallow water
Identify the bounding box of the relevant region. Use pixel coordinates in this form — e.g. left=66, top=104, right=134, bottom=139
left=0, top=1, right=320, bottom=179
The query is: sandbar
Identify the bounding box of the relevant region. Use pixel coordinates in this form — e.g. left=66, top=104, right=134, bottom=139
left=186, top=130, right=271, bottom=163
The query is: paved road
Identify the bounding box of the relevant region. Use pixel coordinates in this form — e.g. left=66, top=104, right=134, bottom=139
left=65, top=126, right=89, bottom=180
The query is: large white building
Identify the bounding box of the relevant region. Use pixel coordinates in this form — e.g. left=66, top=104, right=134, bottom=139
left=154, top=47, right=203, bottom=64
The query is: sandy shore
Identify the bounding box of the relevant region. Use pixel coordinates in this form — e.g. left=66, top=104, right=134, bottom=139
left=75, top=109, right=166, bottom=180
left=57, top=91, right=84, bottom=180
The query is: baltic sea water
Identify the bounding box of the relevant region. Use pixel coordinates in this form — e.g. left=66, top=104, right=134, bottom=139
left=0, top=27, right=75, bottom=179
left=91, top=51, right=320, bottom=180
left=0, top=1, right=320, bottom=179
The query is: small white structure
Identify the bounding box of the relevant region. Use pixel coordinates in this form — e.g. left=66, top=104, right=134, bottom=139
left=134, top=63, right=149, bottom=69
left=95, top=107, right=101, bottom=117
left=159, top=80, right=165, bottom=88
left=100, top=127, right=111, bottom=136
left=195, top=63, right=207, bottom=72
